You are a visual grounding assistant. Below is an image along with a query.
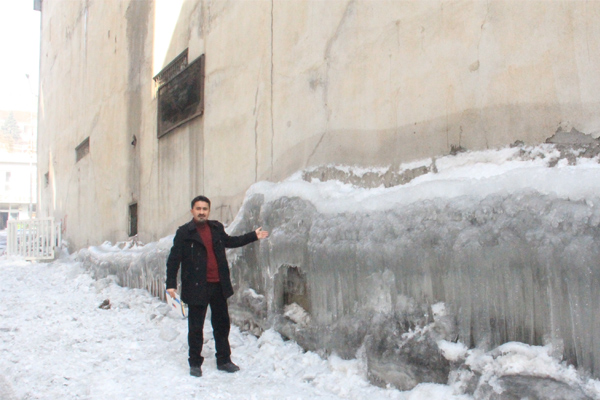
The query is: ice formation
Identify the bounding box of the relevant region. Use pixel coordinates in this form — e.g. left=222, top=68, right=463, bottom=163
left=76, top=143, right=600, bottom=395
left=225, top=143, right=600, bottom=390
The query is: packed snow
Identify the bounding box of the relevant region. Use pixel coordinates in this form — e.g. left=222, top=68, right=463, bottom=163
left=0, top=257, right=466, bottom=400
left=2, top=143, right=600, bottom=399
left=242, top=145, right=600, bottom=215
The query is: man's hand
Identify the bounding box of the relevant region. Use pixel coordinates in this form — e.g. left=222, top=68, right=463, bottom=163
left=255, top=227, right=269, bottom=239
left=166, top=288, right=177, bottom=299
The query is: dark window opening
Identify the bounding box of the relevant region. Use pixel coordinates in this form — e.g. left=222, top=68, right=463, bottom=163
left=44, top=172, right=49, bottom=187
left=129, top=203, right=138, bottom=237
left=75, top=137, right=90, bottom=162
left=155, top=52, right=205, bottom=138
left=283, top=266, right=310, bottom=314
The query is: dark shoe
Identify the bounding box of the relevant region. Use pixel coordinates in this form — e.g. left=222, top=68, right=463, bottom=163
left=190, top=366, right=202, bottom=377
left=217, top=362, right=240, bottom=373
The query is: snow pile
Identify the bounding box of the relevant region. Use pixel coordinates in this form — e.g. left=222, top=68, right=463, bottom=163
left=240, top=144, right=600, bottom=216
left=448, top=342, right=599, bottom=399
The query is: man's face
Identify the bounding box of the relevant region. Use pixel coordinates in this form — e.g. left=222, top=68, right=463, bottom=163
left=191, top=201, right=210, bottom=224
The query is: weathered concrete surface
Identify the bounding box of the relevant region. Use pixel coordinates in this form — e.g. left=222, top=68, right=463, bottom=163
left=38, top=0, right=600, bottom=250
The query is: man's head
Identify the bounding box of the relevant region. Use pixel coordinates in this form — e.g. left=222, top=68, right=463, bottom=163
left=191, top=195, right=211, bottom=224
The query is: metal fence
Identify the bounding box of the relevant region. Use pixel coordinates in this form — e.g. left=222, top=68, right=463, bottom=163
left=7, top=218, right=62, bottom=260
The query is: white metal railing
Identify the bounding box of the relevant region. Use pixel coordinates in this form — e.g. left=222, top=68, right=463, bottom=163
left=7, top=218, right=62, bottom=260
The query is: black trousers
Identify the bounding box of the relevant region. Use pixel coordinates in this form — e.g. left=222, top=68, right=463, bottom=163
left=187, top=283, right=232, bottom=367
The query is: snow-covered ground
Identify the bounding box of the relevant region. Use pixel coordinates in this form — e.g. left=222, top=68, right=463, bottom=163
left=0, top=256, right=468, bottom=400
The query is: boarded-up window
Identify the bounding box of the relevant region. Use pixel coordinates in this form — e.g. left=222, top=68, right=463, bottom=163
left=155, top=52, right=205, bottom=138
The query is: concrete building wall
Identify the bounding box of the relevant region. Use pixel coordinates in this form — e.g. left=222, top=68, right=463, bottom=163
left=38, top=0, right=153, bottom=247
left=38, top=0, right=600, bottom=250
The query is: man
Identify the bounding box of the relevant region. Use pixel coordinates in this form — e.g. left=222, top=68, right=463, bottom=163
left=166, top=195, right=268, bottom=377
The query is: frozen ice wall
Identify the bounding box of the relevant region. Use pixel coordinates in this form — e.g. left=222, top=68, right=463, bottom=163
left=227, top=144, right=600, bottom=389
left=75, top=236, right=174, bottom=301
left=71, top=143, right=600, bottom=393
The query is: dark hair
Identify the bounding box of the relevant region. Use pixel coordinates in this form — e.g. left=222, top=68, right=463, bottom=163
left=191, top=195, right=211, bottom=209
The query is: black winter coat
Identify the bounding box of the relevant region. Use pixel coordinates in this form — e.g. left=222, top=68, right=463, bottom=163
left=165, top=219, right=258, bottom=305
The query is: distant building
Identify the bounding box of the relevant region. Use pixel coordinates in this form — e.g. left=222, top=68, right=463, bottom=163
left=0, top=110, right=37, bottom=228
left=0, top=110, right=36, bottom=154
left=36, top=0, right=600, bottom=250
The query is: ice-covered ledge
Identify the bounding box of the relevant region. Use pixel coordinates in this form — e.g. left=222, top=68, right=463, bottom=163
left=226, top=143, right=600, bottom=391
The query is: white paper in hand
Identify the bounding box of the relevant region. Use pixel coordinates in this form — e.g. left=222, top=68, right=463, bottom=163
left=166, top=290, right=188, bottom=319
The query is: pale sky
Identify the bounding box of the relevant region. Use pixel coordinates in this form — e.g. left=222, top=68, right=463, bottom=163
left=0, top=0, right=41, bottom=113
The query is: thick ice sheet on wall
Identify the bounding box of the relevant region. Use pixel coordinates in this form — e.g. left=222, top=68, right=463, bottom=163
left=226, top=145, right=600, bottom=387
left=74, top=144, right=600, bottom=391
left=76, top=236, right=173, bottom=301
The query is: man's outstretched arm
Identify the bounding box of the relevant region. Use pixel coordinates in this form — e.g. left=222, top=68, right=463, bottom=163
left=219, top=222, right=269, bottom=248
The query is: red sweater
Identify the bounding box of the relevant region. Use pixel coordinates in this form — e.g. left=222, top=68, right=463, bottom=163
left=196, top=223, right=220, bottom=282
